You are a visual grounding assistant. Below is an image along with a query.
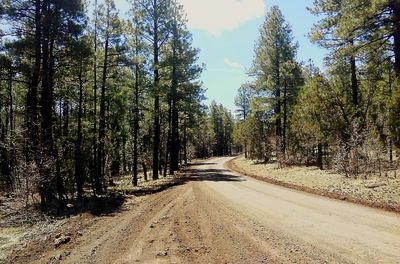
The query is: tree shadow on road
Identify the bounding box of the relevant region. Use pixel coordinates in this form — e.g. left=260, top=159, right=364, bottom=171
left=59, top=194, right=126, bottom=218
left=126, top=166, right=245, bottom=197
left=126, top=178, right=186, bottom=197
left=186, top=162, right=218, bottom=166
left=186, top=169, right=245, bottom=182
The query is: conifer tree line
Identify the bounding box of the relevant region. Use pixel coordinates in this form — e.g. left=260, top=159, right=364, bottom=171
left=234, top=2, right=400, bottom=176
left=0, top=0, right=222, bottom=211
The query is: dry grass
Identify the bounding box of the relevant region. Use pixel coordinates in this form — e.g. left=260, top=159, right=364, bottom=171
left=229, top=156, right=400, bottom=212
left=0, top=171, right=183, bottom=262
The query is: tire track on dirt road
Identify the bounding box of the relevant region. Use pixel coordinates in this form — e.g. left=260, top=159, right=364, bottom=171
left=29, top=157, right=400, bottom=264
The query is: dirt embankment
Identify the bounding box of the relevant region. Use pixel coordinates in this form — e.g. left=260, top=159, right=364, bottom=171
left=227, top=156, right=400, bottom=213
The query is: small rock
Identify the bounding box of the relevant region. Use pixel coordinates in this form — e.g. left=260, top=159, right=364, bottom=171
left=157, top=251, right=168, bottom=256
left=54, top=235, right=71, bottom=248
left=150, top=224, right=155, bottom=228
left=77, top=231, right=83, bottom=236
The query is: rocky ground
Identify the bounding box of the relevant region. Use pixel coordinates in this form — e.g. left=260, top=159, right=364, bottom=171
left=228, top=156, right=400, bottom=212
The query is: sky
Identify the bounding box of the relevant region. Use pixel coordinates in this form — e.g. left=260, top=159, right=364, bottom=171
left=114, top=0, right=327, bottom=112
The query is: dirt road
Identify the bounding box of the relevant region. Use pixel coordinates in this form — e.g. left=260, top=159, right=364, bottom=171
left=33, top=157, right=400, bottom=264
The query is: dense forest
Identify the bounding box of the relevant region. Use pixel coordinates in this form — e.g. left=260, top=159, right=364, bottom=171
left=0, top=0, right=236, bottom=212
left=234, top=1, right=400, bottom=177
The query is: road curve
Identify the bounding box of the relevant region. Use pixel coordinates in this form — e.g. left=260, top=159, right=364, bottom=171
left=197, top=157, right=400, bottom=263
left=33, top=157, right=400, bottom=264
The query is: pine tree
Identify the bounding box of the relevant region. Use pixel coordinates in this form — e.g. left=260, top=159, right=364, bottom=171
left=133, top=0, right=173, bottom=180
left=96, top=0, right=124, bottom=192
left=251, top=6, right=300, bottom=159
left=235, top=83, right=253, bottom=157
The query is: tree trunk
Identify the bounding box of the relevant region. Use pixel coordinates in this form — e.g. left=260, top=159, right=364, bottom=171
left=26, top=0, right=41, bottom=162
left=8, top=65, right=13, bottom=139
left=50, top=22, right=64, bottom=204
left=152, top=2, right=160, bottom=180
left=0, top=90, right=11, bottom=185
left=142, top=159, right=148, bottom=181
left=97, top=4, right=110, bottom=193
left=63, top=98, right=69, bottom=137
left=169, top=23, right=180, bottom=174
left=163, top=137, right=169, bottom=178
left=170, top=94, right=179, bottom=173
left=153, top=94, right=160, bottom=180
left=75, top=65, right=84, bottom=203
left=166, top=97, right=172, bottom=176
left=132, top=59, right=139, bottom=186
left=40, top=0, right=52, bottom=151
left=8, top=64, right=14, bottom=181
left=275, top=65, right=282, bottom=153
left=283, top=79, right=288, bottom=156
left=39, top=0, right=52, bottom=211
left=39, top=0, right=64, bottom=210
left=183, top=117, right=188, bottom=164
left=122, top=137, right=127, bottom=173
left=92, top=0, right=98, bottom=195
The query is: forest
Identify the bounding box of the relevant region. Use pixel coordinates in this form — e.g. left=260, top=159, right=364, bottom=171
left=0, top=0, right=235, bottom=213
left=0, top=0, right=399, bottom=214
left=1, top=1, right=400, bottom=263
left=234, top=1, right=400, bottom=177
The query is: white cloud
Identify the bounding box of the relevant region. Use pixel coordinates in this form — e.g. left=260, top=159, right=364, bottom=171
left=224, top=58, right=243, bottom=69
left=177, top=0, right=265, bottom=36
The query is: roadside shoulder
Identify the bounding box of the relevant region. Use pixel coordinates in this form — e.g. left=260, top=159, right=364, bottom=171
left=226, top=156, right=400, bottom=214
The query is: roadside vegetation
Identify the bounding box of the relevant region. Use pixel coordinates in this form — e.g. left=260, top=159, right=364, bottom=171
left=229, top=156, right=400, bottom=212
left=233, top=1, right=400, bottom=182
